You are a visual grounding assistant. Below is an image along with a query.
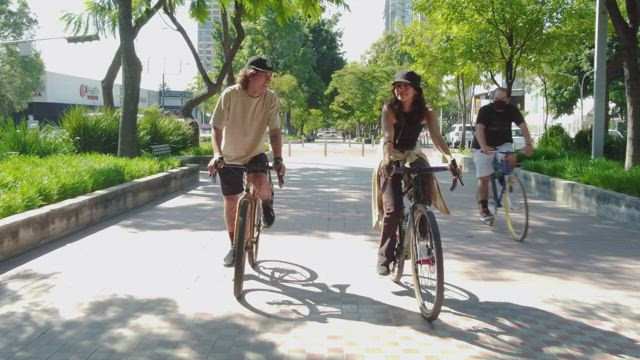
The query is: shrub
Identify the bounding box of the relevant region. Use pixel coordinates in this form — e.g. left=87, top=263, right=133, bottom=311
left=572, top=125, right=626, bottom=162
left=138, top=113, right=192, bottom=154
left=181, top=142, right=214, bottom=156
left=0, top=154, right=181, bottom=219
left=521, top=156, right=639, bottom=197
left=0, top=118, right=74, bottom=157
left=537, top=124, right=572, bottom=152
left=60, top=106, right=120, bottom=154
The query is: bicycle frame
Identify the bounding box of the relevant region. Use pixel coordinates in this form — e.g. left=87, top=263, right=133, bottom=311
left=489, top=152, right=513, bottom=209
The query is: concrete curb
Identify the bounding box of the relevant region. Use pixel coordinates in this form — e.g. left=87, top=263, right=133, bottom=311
left=516, top=169, right=640, bottom=229
left=0, top=165, right=199, bottom=261
left=453, top=153, right=640, bottom=229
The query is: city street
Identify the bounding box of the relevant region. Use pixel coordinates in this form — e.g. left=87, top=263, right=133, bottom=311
left=0, top=148, right=639, bottom=360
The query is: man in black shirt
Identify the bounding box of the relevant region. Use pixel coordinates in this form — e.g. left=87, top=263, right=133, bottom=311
left=472, top=87, right=533, bottom=223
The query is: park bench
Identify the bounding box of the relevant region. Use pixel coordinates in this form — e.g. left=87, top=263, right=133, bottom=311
left=150, top=144, right=171, bottom=156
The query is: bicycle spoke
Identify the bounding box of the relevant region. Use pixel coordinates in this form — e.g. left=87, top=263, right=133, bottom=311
left=504, top=176, right=529, bottom=241
left=411, top=205, right=444, bottom=322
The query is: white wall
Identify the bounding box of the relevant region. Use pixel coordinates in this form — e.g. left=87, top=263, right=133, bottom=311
left=32, top=71, right=160, bottom=109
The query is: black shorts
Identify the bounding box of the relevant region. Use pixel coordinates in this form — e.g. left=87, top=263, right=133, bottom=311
left=218, top=153, right=269, bottom=196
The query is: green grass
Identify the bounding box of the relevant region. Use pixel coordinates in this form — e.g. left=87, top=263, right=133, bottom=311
left=0, top=154, right=182, bottom=219
left=521, top=154, right=640, bottom=197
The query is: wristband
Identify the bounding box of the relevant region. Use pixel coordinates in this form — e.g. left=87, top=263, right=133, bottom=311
left=273, top=156, right=283, bottom=162
left=383, top=140, right=393, bottom=146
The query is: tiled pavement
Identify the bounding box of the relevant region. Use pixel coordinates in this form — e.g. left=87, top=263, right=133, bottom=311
left=0, top=147, right=639, bottom=359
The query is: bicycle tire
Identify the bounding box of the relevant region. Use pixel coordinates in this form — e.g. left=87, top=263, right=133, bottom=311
left=391, top=214, right=408, bottom=283
left=233, top=198, right=250, bottom=299
left=504, top=176, right=529, bottom=242
left=247, top=199, right=262, bottom=268
left=410, top=204, right=444, bottom=322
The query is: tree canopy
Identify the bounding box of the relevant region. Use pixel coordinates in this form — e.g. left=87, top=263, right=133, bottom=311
left=0, top=0, right=44, bottom=117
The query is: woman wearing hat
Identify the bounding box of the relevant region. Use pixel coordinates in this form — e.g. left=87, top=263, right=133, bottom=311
left=373, top=70, right=457, bottom=276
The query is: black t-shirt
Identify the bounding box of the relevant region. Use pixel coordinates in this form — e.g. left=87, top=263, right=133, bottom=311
left=394, top=111, right=423, bottom=150
left=471, top=103, right=524, bottom=149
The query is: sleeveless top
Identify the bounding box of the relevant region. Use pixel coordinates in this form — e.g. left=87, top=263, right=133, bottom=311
left=393, top=110, right=423, bottom=150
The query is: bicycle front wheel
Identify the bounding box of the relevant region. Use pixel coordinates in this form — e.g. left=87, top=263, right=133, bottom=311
left=233, top=198, right=250, bottom=299
left=247, top=199, right=261, bottom=268
left=410, top=204, right=444, bottom=322
left=504, top=176, right=529, bottom=242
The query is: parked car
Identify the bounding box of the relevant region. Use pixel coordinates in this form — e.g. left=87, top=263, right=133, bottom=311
left=447, top=124, right=474, bottom=147
left=316, top=130, right=340, bottom=139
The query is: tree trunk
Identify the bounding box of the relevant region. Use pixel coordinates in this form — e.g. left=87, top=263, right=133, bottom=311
left=622, top=40, right=640, bottom=169
left=117, top=0, right=142, bottom=158
left=102, top=0, right=164, bottom=109
left=604, top=0, right=640, bottom=168
left=540, top=76, right=548, bottom=132
left=179, top=2, right=245, bottom=119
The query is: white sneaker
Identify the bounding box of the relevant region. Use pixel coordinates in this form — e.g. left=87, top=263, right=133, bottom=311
left=223, top=248, right=235, bottom=267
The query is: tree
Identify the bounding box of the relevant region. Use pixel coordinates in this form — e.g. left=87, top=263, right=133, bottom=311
left=415, top=0, right=573, bottom=94
left=0, top=0, right=44, bottom=117
left=403, top=14, right=480, bottom=149
left=62, top=0, right=165, bottom=109
left=64, top=0, right=346, bottom=154
left=326, top=63, right=396, bottom=136
left=363, top=31, right=413, bottom=67
left=604, top=0, right=640, bottom=169
left=117, top=0, right=142, bottom=157
left=179, top=0, right=348, bottom=120
left=269, top=73, right=305, bottom=134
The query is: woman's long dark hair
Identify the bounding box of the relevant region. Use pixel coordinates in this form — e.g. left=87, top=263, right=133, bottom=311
left=385, top=84, right=427, bottom=126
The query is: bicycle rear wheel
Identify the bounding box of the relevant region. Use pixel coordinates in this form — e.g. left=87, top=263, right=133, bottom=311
left=391, top=213, right=408, bottom=283
left=233, top=198, right=250, bottom=299
left=410, top=204, right=444, bottom=322
left=247, top=199, right=262, bottom=268
left=504, top=176, right=529, bottom=241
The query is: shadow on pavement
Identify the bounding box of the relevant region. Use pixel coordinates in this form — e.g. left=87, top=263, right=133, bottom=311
left=391, top=280, right=639, bottom=359
left=0, top=288, right=284, bottom=359
left=239, top=260, right=638, bottom=359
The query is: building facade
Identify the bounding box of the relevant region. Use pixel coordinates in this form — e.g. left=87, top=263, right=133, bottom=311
left=197, top=0, right=223, bottom=72
left=19, top=72, right=193, bottom=124
left=384, top=0, right=415, bottom=33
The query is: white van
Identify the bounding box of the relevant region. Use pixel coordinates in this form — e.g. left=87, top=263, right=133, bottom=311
left=447, top=124, right=474, bottom=147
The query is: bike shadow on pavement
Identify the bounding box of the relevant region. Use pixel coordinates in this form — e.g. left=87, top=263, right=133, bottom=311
left=238, top=259, right=433, bottom=326
left=390, top=279, right=639, bottom=359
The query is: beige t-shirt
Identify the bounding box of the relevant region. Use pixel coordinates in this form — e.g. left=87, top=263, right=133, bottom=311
left=210, top=84, right=280, bottom=164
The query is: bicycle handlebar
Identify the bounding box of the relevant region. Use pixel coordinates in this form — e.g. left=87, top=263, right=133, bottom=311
left=210, top=163, right=284, bottom=188
left=393, top=165, right=449, bottom=175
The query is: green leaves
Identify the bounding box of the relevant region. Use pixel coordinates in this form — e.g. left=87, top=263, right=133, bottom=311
left=0, top=154, right=181, bottom=219
left=0, top=0, right=44, bottom=116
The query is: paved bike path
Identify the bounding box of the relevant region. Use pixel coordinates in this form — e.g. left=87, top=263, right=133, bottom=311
left=0, top=154, right=638, bottom=359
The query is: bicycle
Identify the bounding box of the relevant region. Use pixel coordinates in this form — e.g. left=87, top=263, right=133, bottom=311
left=478, top=149, right=529, bottom=241
left=215, top=163, right=283, bottom=299
left=385, top=161, right=461, bottom=322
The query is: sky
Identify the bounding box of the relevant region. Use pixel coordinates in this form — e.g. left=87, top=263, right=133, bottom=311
left=24, top=0, right=384, bottom=91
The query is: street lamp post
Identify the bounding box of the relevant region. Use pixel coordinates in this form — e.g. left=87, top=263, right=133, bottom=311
left=579, top=69, right=595, bottom=130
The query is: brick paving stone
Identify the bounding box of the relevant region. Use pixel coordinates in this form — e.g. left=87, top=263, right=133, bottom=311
left=1, top=153, right=640, bottom=360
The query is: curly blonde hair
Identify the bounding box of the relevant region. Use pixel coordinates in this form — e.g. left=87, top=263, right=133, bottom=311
left=237, top=68, right=260, bottom=90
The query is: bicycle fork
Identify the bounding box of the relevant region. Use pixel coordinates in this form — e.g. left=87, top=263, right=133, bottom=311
left=410, top=204, right=434, bottom=266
